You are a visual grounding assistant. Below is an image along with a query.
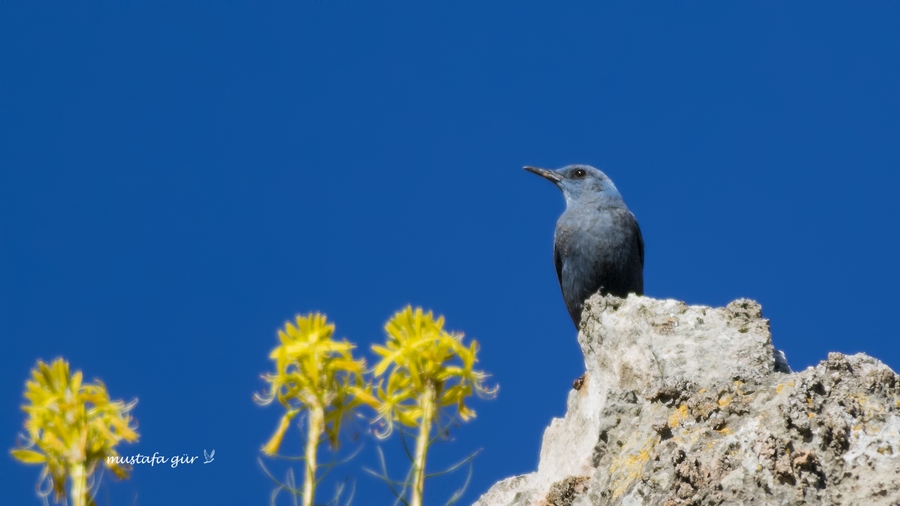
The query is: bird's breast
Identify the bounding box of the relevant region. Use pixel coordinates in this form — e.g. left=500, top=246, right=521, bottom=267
left=555, top=208, right=640, bottom=268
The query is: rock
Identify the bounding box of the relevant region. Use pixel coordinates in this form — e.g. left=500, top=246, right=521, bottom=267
left=475, top=295, right=900, bottom=506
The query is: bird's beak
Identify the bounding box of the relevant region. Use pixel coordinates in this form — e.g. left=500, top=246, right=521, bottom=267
left=524, top=166, right=563, bottom=184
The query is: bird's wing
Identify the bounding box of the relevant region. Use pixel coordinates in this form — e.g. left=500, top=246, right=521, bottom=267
left=634, top=216, right=645, bottom=268
left=553, top=240, right=563, bottom=286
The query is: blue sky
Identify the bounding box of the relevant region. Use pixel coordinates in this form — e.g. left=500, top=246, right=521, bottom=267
left=2, top=3, right=899, bottom=505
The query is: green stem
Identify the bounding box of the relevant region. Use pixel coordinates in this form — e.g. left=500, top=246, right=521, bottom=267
left=411, top=385, right=435, bottom=506
left=303, top=405, right=325, bottom=506
left=70, top=461, right=87, bottom=506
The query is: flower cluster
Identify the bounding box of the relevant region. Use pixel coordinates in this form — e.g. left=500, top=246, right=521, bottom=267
left=371, top=306, right=496, bottom=436
left=256, top=312, right=369, bottom=454
left=256, top=307, right=496, bottom=506
left=11, top=358, right=139, bottom=506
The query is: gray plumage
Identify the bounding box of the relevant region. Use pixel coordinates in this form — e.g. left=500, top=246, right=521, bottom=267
left=525, top=164, right=644, bottom=328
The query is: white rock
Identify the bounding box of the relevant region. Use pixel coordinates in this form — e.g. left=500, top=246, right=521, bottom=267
left=475, top=295, right=900, bottom=506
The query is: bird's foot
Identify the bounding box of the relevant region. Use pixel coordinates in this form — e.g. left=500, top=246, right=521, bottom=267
left=572, top=374, right=586, bottom=391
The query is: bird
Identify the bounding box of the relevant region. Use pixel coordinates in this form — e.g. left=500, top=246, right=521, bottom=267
left=525, top=164, right=644, bottom=328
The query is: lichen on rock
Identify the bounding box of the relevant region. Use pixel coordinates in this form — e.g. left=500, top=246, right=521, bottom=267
left=475, top=295, right=900, bottom=506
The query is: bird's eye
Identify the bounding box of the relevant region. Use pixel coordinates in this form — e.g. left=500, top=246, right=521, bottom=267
left=573, top=169, right=586, bottom=178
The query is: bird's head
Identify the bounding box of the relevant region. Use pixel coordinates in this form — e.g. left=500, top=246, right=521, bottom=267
left=524, top=164, right=625, bottom=208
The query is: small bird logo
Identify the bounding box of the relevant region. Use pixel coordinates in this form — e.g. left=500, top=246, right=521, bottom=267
left=203, top=449, right=215, bottom=464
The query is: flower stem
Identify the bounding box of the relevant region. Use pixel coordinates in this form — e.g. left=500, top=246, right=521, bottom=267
left=70, top=461, right=87, bottom=506
left=411, top=384, right=436, bottom=506
left=303, top=404, right=325, bottom=506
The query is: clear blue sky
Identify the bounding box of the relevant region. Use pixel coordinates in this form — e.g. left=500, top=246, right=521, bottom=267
left=2, top=3, right=898, bottom=505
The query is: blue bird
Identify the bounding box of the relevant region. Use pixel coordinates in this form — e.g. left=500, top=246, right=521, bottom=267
left=525, top=164, right=644, bottom=328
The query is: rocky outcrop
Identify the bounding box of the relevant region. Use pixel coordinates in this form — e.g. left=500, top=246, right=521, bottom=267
left=475, top=295, right=900, bottom=505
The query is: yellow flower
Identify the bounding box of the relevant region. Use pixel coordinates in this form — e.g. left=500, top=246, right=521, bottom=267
left=371, top=306, right=497, bottom=436
left=370, top=307, right=497, bottom=506
left=10, top=358, right=139, bottom=506
left=256, top=313, right=371, bottom=506
left=257, top=313, right=368, bottom=451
